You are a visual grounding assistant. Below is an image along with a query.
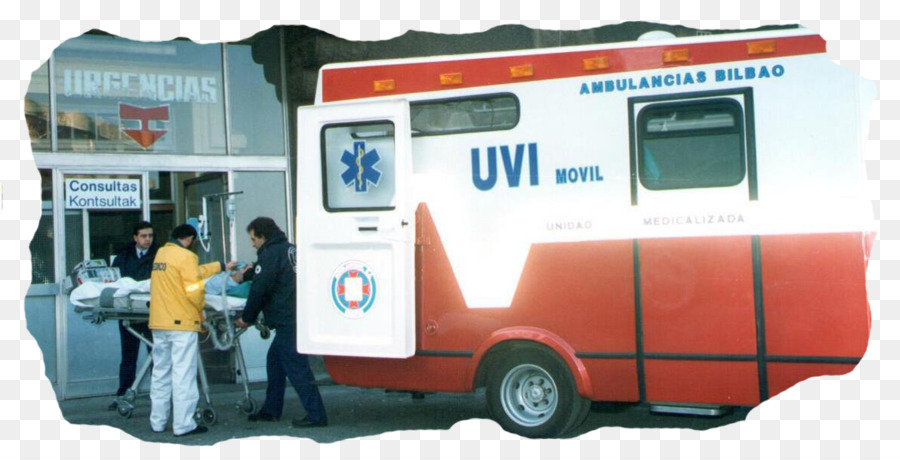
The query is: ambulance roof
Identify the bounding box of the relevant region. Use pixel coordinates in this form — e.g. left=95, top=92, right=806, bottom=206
left=316, top=26, right=822, bottom=104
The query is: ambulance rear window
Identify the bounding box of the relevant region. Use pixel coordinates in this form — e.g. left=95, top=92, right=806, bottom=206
left=637, top=99, right=745, bottom=190
left=410, top=94, right=519, bottom=136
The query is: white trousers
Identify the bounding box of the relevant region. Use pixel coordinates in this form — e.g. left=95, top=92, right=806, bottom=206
left=150, top=330, right=200, bottom=435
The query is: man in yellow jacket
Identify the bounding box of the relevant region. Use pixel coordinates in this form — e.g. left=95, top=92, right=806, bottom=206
left=149, top=224, right=236, bottom=437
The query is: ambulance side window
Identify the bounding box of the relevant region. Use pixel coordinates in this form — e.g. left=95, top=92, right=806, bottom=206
left=637, top=99, right=745, bottom=190
left=410, top=94, right=519, bottom=136
left=321, top=121, right=396, bottom=212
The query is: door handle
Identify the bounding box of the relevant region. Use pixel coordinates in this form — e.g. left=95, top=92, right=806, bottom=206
left=358, top=226, right=378, bottom=232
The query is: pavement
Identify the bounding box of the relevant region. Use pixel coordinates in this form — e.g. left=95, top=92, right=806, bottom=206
left=58, top=382, right=753, bottom=445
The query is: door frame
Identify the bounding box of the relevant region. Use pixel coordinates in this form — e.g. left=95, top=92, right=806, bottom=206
left=35, top=154, right=293, bottom=399
left=53, top=168, right=149, bottom=399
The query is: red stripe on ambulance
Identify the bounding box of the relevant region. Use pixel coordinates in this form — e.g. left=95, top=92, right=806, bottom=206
left=321, top=35, right=825, bottom=102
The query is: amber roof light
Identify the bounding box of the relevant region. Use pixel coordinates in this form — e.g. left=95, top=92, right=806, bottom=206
left=373, top=79, right=396, bottom=92
left=747, top=40, right=777, bottom=55
left=440, top=72, right=464, bottom=85
left=662, top=48, right=691, bottom=64
left=583, top=56, right=610, bottom=71
left=509, top=64, right=534, bottom=78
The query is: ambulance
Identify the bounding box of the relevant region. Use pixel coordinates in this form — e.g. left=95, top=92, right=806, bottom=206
left=294, top=26, right=875, bottom=437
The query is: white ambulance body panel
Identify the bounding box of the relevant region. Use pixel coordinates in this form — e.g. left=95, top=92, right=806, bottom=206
left=295, top=100, right=415, bottom=358
left=382, top=55, right=870, bottom=308
left=300, top=26, right=874, bottom=354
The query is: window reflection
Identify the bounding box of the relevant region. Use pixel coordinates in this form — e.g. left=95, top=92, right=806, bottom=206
left=54, top=35, right=226, bottom=154
left=226, top=30, right=285, bottom=155
left=31, top=170, right=55, bottom=284
left=25, top=62, right=51, bottom=152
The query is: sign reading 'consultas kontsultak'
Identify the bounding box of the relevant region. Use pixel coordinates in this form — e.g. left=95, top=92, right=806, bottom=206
left=65, top=178, right=141, bottom=209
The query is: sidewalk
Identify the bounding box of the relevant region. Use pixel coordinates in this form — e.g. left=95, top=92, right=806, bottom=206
left=58, top=383, right=489, bottom=445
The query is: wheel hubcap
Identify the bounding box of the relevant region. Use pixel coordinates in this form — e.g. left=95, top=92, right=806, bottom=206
left=500, top=364, right=559, bottom=427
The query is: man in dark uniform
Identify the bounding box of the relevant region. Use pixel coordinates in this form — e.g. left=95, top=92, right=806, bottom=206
left=109, top=220, right=157, bottom=410
left=235, top=217, right=328, bottom=428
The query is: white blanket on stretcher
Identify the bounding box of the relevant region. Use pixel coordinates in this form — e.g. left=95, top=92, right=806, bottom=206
left=69, top=277, right=149, bottom=307
left=69, top=278, right=245, bottom=312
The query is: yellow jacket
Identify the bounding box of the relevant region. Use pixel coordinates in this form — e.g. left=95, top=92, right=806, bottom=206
left=149, top=241, right=222, bottom=332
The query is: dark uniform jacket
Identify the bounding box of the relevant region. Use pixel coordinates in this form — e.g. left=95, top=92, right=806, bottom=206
left=241, top=230, right=296, bottom=330
left=112, top=243, right=158, bottom=281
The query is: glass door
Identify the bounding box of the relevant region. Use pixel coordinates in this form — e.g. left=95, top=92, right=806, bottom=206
left=25, top=170, right=58, bottom=385
left=183, top=173, right=229, bottom=265
left=182, top=172, right=233, bottom=382
left=61, top=172, right=146, bottom=397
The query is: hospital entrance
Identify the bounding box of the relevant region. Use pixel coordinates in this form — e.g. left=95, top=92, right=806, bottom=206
left=30, top=168, right=289, bottom=399
left=25, top=31, right=292, bottom=400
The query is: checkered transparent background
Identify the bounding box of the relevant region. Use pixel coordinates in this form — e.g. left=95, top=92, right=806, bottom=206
left=2, top=0, right=897, bottom=458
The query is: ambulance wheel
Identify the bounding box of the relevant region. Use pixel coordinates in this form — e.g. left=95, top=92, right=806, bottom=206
left=485, top=347, right=589, bottom=438
left=202, top=408, right=217, bottom=425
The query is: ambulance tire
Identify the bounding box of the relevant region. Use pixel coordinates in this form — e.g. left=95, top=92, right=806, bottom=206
left=485, top=347, right=588, bottom=438
left=564, top=392, right=591, bottom=434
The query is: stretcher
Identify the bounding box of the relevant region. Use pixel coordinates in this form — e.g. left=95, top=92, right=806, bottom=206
left=69, top=278, right=269, bottom=424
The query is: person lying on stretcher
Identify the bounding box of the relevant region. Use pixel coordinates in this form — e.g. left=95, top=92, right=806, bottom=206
left=203, top=263, right=253, bottom=298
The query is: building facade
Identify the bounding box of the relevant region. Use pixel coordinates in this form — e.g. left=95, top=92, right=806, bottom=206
left=25, top=30, right=291, bottom=398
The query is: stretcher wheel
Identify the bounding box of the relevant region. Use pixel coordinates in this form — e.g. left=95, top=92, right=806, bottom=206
left=238, top=398, right=257, bottom=415
left=123, top=390, right=136, bottom=403
left=117, top=405, right=133, bottom=419
left=202, top=408, right=217, bottom=425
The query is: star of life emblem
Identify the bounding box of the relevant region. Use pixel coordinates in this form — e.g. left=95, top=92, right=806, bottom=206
left=330, top=261, right=377, bottom=319
left=340, top=141, right=382, bottom=193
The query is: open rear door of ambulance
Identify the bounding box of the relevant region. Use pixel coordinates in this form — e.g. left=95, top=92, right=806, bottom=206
left=295, top=100, right=415, bottom=358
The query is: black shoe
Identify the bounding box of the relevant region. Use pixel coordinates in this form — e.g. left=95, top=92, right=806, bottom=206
left=248, top=411, right=279, bottom=422
left=107, top=400, right=118, bottom=411
left=291, top=416, right=328, bottom=428
left=174, top=425, right=208, bottom=437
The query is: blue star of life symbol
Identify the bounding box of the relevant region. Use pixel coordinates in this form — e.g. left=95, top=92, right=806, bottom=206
left=340, top=141, right=382, bottom=193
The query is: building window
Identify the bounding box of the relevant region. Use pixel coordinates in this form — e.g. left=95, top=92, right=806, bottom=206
left=637, top=99, right=746, bottom=190
left=25, top=62, right=51, bottom=152
left=30, top=170, right=55, bottom=284
left=53, top=34, right=226, bottom=154
left=226, top=30, right=286, bottom=156
left=410, top=94, right=519, bottom=136
left=322, top=121, right=396, bottom=212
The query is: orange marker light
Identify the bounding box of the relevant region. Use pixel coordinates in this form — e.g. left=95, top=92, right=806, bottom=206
left=440, top=72, right=464, bottom=85
left=583, top=56, right=609, bottom=71
left=373, top=79, right=396, bottom=92
left=662, top=48, right=691, bottom=64
left=747, top=39, right=776, bottom=55
left=509, top=64, right=534, bottom=78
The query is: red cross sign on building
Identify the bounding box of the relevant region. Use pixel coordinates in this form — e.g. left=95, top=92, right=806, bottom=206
left=119, top=103, right=169, bottom=149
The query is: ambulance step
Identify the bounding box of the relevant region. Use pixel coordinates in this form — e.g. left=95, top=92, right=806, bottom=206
left=649, top=403, right=731, bottom=417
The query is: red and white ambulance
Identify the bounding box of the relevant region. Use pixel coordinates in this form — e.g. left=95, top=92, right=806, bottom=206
left=294, top=26, right=875, bottom=437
